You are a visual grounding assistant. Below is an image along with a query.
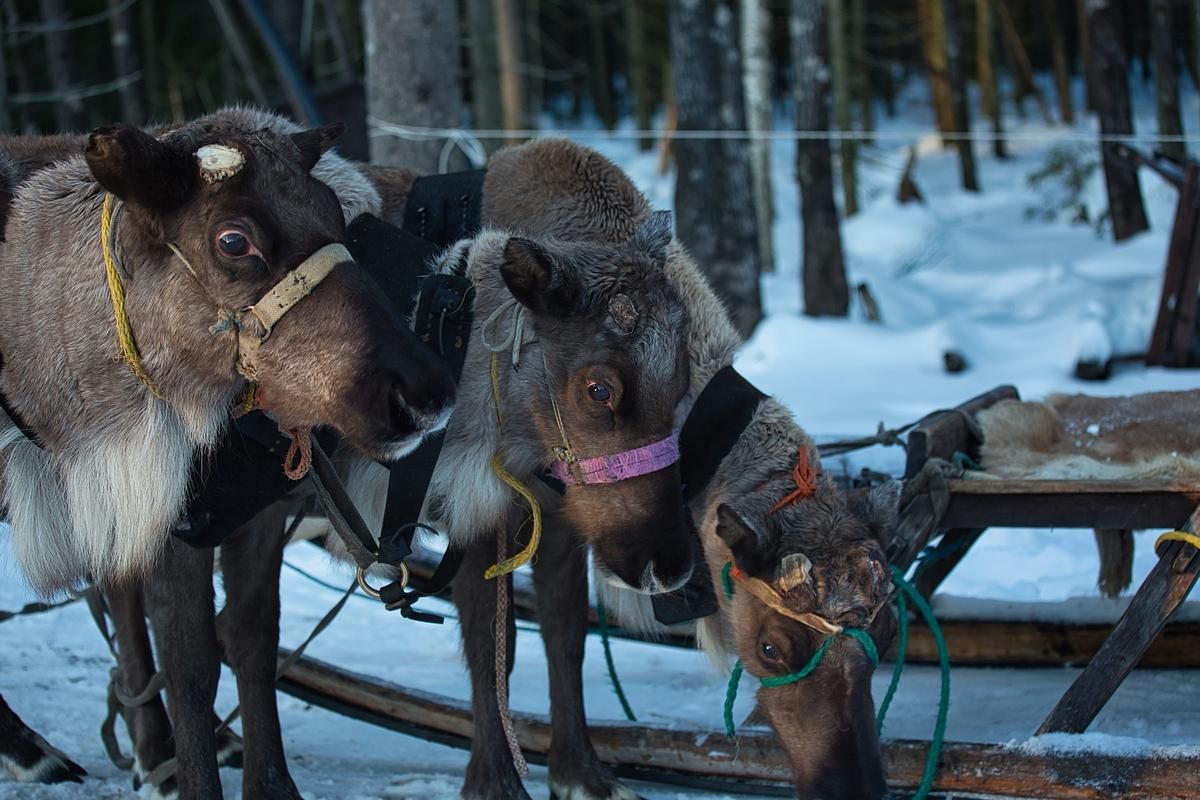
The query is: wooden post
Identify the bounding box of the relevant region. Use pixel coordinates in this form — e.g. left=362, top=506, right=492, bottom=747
left=1146, top=164, right=1200, bottom=366
left=1038, top=508, right=1200, bottom=735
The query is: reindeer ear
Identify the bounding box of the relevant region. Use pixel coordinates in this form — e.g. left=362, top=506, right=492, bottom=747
left=290, top=122, right=345, bottom=172
left=716, top=504, right=770, bottom=575
left=500, top=237, right=579, bottom=318
left=86, top=125, right=198, bottom=212
left=848, top=480, right=902, bottom=548
left=630, top=210, right=672, bottom=265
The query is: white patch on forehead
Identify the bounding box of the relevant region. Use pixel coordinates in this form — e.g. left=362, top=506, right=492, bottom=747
left=195, top=144, right=245, bottom=183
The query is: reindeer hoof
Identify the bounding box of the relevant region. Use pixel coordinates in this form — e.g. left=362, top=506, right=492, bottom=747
left=216, top=728, right=244, bottom=769
left=549, top=777, right=643, bottom=800
left=0, top=745, right=86, bottom=784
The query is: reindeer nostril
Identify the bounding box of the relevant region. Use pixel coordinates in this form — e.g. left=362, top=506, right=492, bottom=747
left=387, top=385, right=412, bottom=432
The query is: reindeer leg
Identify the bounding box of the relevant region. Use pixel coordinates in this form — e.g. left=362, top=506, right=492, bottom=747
left=454, top=532, right=532, bottom=800
left=0, top=692, right=85, bottom=783
left=532, top=524, right=641, bottom=800
left=104, top=580, right=177, bottom=797
left=217, top=504, right=300, bottom=800
left=145, top=538, right=223, bottom=800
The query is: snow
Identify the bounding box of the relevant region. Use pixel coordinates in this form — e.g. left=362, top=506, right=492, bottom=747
left=4, top=74, right=1200, bottom=797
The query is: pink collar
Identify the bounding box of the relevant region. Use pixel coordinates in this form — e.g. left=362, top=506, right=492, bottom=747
left=548, top=430, right=681, bottom=487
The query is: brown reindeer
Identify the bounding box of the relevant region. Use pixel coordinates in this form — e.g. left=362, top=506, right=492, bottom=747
left=0, top=108, right=454, bottom=790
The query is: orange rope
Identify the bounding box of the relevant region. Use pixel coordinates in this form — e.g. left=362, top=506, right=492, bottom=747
left=283, top=428, right=313, bottom=480
left=769, top=445, right=819, bottom=514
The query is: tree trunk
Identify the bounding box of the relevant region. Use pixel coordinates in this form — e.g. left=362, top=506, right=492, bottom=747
left=943, top=0, right=978, bottom=190
left=363, top=0, right=464, bottom=171
left=38, top=0, right=83, bottom=131
left=109, top=0, right=144, bottom=123
left=494, top=0, right=528, bottom=137
left=918, top=0, right=954, bottom=139
left=1050, top=0, right=1073, bottom=125
left=1076, top=0, right=1094, bottom=111
left=1086, top=0, right=1150, bottom=241
left=139, top=0, right=159, bottom=120
left=851, top=0, right=873, bottom=136
left=995, top=0, right=1054, bottom=124
left=587, top=1, right=616, bottom=129
left=741, top=0, right=775, bottom=270
left=626, top=0, right=654, bottom=150
left=526, top=0, right=543, bottom=123
left=829, top=0, right=857, bottom=215
left=793, top=0, right=849, bottom=317
left=1192, top=0, right=1200, bottom=95
left=670, top=0, right=764, bottom=337
left=977, top=0, right=1008, bottom=158
left=1151, top=0, right=1185, bottom=162
left=466, top=0, right=503, bottom=153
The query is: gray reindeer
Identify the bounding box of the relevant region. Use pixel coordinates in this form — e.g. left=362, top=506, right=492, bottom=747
left=0, top=108, right=454, bottom=790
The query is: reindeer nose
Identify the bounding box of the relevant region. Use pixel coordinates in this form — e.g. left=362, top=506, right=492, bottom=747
left=390, top=359, right=455, bottom=418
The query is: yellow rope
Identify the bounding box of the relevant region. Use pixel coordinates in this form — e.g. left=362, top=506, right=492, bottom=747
left=1155, top=530, right=1200, bottom=556
left=484, top=351, right=543, bottom=579
left=241, top=382, right=257, bottom=412
left=101, top=194, right=163, bottom=399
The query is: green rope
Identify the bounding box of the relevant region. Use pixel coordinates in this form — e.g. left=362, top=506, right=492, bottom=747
left=875, top=581, right=908, bottom=733
left=888, top=566, right=951, bottom=800
left=722, top=660, right=744, bottom=737
left=720, top=560, right=734, bottom=599
left=595, top=594, right=638, bottom=722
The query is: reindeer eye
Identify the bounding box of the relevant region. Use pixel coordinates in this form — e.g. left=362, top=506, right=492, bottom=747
left=760, top=641, right=783, bottom=665
left=217, top=230, right=251, bottom=257
left=587, top=382, right=611, bottom=403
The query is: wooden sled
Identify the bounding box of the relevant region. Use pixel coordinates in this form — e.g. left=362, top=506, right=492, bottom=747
left=274, top=650, right=1200, bottom=800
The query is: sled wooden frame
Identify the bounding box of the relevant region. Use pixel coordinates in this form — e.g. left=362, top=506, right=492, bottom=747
left=899, top=385, right=1200, bottom=742
left=274, top=651, right=1200, bottom=800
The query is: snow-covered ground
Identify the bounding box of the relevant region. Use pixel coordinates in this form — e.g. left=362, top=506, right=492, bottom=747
left=3, top=76, right=1200, bottom=798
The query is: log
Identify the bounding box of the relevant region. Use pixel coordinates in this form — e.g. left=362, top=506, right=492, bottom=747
left=942, top=480, right=1200, bottom=529
left=275, top=652, right=1200, bottom=799
left=1039, top=508, right=1200, bottom=735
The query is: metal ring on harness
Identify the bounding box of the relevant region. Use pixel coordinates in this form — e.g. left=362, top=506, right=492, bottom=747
left=356, top=562, right=408, bottom=600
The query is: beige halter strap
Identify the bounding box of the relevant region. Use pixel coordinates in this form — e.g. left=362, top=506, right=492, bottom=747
left=235, top=242, right=348, bottom=381
left=729, top=563, right=844, bottom=636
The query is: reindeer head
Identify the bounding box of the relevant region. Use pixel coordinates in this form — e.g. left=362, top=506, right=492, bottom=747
left=84, top=120, right=454, bottom=459
left=717, top=478, right=901, bottom=800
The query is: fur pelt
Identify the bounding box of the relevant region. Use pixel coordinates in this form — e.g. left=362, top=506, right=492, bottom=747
left=976, top=390, right=1200, bottom=481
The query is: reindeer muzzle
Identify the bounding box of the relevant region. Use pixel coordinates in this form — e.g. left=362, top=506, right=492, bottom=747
left=236, top=242, right=350, bottom=381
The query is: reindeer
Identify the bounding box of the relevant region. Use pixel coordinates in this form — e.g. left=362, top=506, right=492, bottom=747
left=0, top=108, right=454, bottom=789
left=98, top=138, right=900, bottom=800
left=409, top=143, right=900, bottom=800
left=89, top=138, right=697, bottom=799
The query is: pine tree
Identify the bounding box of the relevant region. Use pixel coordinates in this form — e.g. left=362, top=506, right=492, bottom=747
left=1151, top=0, right=1185, bottom=161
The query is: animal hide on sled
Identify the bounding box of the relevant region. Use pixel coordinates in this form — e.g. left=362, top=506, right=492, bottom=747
left=975, top=390, right=1200, bottom=482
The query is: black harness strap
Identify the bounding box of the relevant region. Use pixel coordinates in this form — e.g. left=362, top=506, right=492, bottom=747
left=403, top=170, right=487, bottom=246
left=651, top=365, right=768, bottom=625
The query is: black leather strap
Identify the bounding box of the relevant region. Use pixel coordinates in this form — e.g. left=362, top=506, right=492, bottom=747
left=652, top=365, right=767, bottom=625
